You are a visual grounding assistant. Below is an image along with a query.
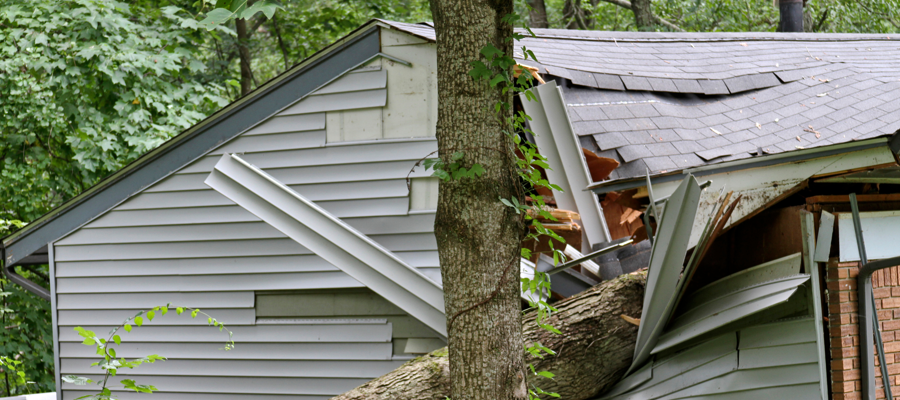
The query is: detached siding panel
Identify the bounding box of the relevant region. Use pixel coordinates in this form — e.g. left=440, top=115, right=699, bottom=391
left=54, top=30, right=444, bottom=399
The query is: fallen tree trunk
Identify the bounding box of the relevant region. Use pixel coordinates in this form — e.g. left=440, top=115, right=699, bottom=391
left=332, top=271, right=647, bottom=400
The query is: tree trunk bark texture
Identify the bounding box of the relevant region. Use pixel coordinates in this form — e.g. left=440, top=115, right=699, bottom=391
left=235, top=18, right=253, bottom=97
left=331, top=271, right=647, bottom=400
left=528, top=0, right=549, bottom=28
left=427, top=1, right=526, bottom=399
left=630, top=0, right=655, bottom=30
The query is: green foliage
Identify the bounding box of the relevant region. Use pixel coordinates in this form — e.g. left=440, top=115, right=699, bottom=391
left=65, top=305, right=233, bottom=399
left=424, top=152, right=486, bottom=182
left=0, top=274, right=53, bottom=395
left=542, top=0, right=899, bottom=33
left=197, top=0, right=284, bottom=29
left=0, top=0, right=230, bottom=224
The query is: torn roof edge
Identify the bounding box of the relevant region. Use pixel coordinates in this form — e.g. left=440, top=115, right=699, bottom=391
left=587, top=136, right=892, bottom=194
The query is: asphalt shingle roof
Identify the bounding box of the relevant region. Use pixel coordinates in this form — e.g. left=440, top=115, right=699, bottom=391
left=378, top=20, right=900, bottom=182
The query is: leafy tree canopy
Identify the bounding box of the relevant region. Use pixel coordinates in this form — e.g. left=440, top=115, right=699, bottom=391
left=0, top=0, right=229, bottom=223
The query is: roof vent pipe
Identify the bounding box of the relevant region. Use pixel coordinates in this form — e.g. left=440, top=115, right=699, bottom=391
left=777, top=0, right=804, bottom=32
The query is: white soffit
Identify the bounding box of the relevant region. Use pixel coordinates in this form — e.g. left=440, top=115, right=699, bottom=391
left=205, top=154, right=447, bottom=338
left=521, top=81, right=611, bottom=248
left=837, top=210, right=900, bottom=262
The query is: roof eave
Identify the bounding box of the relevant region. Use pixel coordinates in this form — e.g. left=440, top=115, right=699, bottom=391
left=588, top=137, right=892, bottom=194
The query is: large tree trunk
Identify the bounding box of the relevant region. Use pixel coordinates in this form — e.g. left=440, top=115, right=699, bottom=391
left=427, top=1, right=526, bottom=399
left=332, top=271, right=646, bottom=400
left=528, top=0, right=549, bottom=28
left=630, top=0, right=655, bottom=30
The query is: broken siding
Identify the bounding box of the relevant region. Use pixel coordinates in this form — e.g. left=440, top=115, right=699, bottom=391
left=602, top=318, right=822, bottom=400
left=53, top=31, right=443, bottom=398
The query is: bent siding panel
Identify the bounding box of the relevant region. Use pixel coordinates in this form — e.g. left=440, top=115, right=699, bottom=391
left=54, top=28, right=442, bottom=399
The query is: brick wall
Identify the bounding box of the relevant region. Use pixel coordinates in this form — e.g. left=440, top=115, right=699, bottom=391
left=827, top=258, right=900, bottom=400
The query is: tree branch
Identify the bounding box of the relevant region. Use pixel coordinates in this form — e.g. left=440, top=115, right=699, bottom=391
left=596, top=0, right=686, bottom=31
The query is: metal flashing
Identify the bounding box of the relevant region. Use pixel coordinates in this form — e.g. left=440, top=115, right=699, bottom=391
left=628, top=174, right=702, bottom=373
left=205, top=154, right=446, bottom=338
left=522, top=82, right=612, bottom=248
left=1, top=24, right=383, bottom=268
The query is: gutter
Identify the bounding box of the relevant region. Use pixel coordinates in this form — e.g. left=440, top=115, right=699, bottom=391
left=1, top=246, right=50, bottom=301
left=588, top=138, right=889, bottom=194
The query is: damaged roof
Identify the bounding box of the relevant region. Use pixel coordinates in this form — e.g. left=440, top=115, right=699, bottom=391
left=382, top=21, right=900, bottom=186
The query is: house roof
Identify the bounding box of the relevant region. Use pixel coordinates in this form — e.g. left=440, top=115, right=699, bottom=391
left=380, top=21, right=900, bottom=186
left=6, top=19, right=900, bottom=265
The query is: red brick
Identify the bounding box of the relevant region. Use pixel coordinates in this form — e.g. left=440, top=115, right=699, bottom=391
left=833, top=358, right=855, bottom=370
left=876, top=287, right=893, bottom=298
left=884, top=298, right=900, bottom=309
left=834, top=381, right=857, bottom=393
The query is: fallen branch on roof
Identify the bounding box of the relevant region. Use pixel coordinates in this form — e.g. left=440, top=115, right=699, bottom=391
left=331, top=271, right=647, bottom=400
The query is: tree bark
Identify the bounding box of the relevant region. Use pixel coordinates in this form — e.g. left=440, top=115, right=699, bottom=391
left=528, top=0, right=549, bottom=28
left=235, top=18, right=253, bottom=97
left=427, top=1, right=526, bottom=399
left=332, top=271, right=647, bottom=400
left=630, top=0, right=655, bottom=30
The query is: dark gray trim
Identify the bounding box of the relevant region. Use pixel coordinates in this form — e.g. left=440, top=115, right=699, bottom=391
left=888, top=130, right=900, bottom=155
left=852, top=193, right=898, bottom=400
left=2, top=27, right=381, bottom=267
left=590, top=140, right=889, bottom=194
left=1, top=246, right=50, bottom=301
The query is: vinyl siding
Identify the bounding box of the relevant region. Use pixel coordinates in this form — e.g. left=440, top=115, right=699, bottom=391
left=601, top=318, right=822, bottom=400
left=53, top=28, right=442, bottom=399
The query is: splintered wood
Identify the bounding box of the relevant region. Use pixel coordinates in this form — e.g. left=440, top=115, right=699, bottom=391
left=523, top=208, right=583, bottom=259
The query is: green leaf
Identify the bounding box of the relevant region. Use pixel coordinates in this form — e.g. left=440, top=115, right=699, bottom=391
left=198, top=8, right=235, bottom=30
left=147, top=310, right=155, bottom=321
left=124, top=324, right=132, bottom=332
left=82, top=338, right=96, bottom=345
left=469, top=163, right=485, bottom=177
left=238, top=0, right=282, bottom=19
left=62, top=375, right=94, bottom=385
left=113, top=335, right=121, bottom=345
left=134, top=316, right=143, bottom=326
left=191, top=309, right=200, bottom=318
left=177, top=307, right=184, bottom=315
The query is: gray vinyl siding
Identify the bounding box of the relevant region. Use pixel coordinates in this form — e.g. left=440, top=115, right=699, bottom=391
left=601, top=318, right=822, bottom=400
left=256, top=288, right=445, bottom=355
left=53, top=46, right=441, bottom=399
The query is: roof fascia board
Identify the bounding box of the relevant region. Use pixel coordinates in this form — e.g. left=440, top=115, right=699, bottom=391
left=522, top=82, right=611, bottom=247
left=588, top=138, right=890, bottom=194
left=205, top=154, right=447, bottom=338
left=2, top=25, right=382, bottom=266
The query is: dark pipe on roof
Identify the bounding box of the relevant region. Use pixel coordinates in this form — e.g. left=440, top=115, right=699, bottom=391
left=777, top=0, right=804, bottom=33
